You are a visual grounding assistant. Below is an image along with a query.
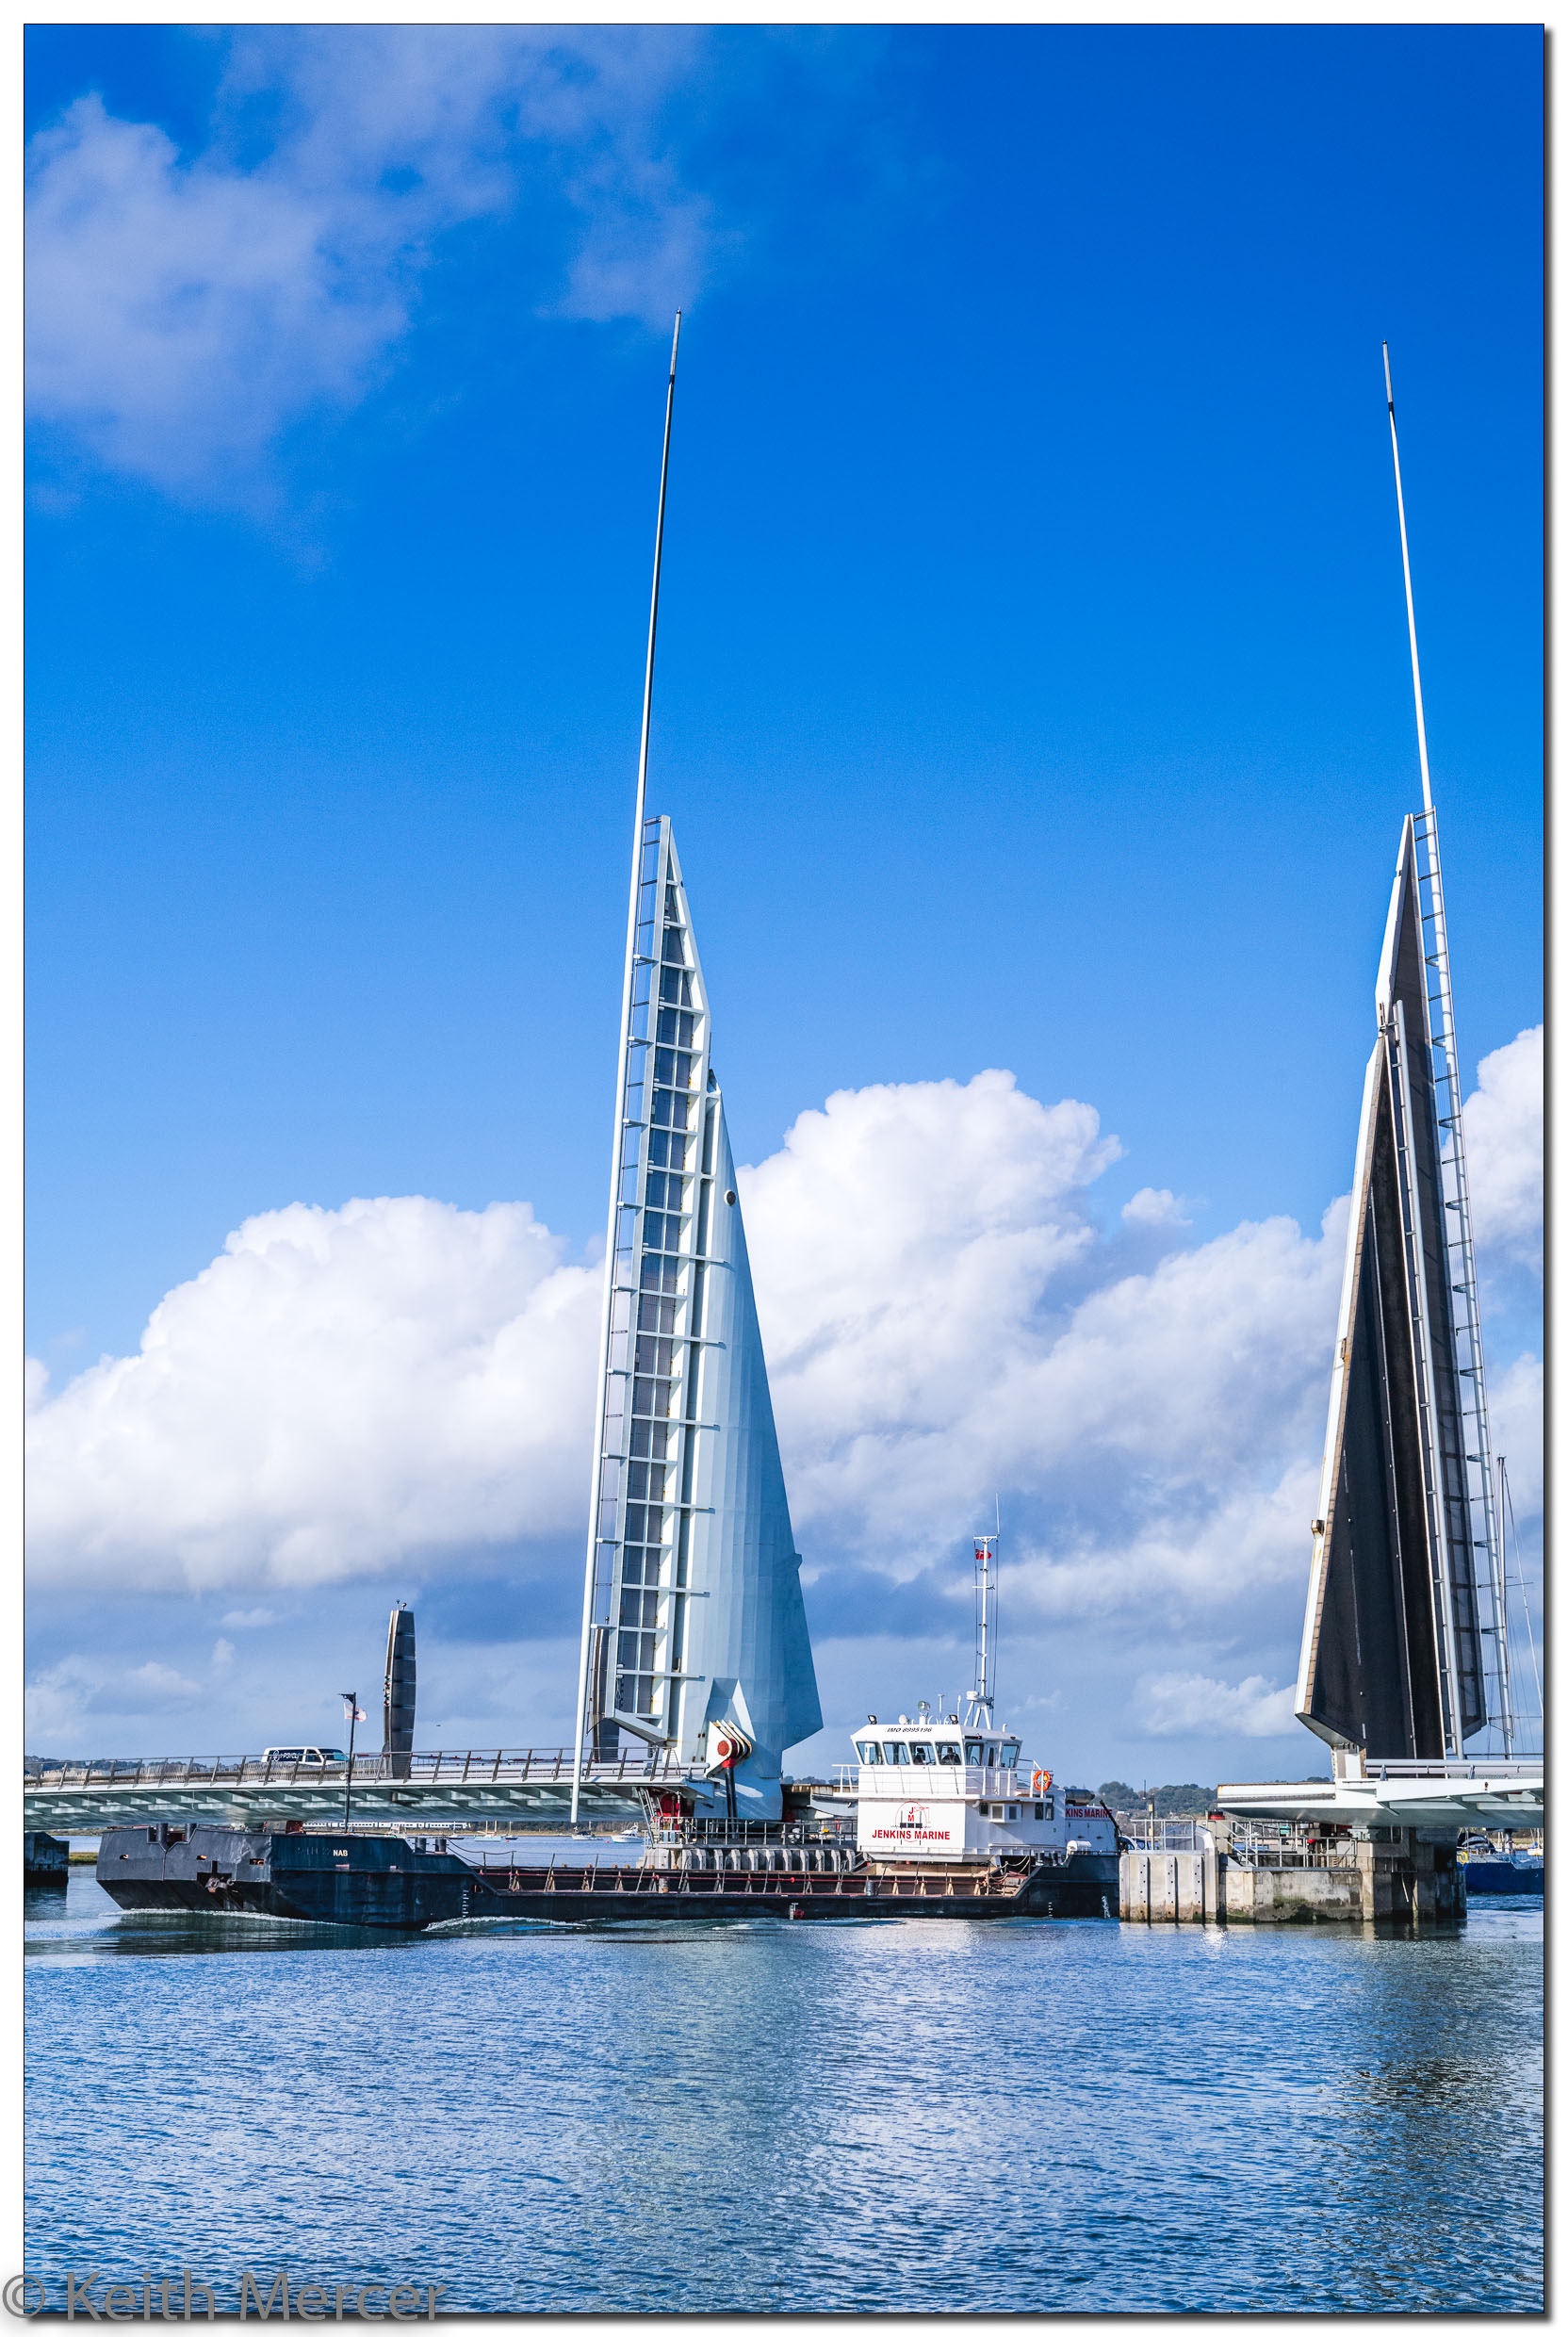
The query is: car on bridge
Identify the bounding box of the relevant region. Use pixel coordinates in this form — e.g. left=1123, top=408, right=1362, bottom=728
left=261, top=1746, right=348, bottom=1768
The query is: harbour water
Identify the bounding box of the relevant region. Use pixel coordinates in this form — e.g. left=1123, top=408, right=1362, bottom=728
left=26, top=1870, right=1542, bottom=2314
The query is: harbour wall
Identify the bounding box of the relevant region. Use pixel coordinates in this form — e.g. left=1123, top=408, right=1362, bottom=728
left=1120, top=1831, right=1465, bottom=1925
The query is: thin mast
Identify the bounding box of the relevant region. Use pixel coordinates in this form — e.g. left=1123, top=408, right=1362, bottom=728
left=1381, top=341, right=1511, bottom=1756
left=571, top=314, right=682, bottom=1824
left=1383, top=342, right=1433, bottom=816
left=969, top=1534, right=996, bottom=1720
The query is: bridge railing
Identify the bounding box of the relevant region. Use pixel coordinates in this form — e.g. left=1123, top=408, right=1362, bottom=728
left=24, top=1749, right=702, bottom=1790
left=1367, top=1757, right=1545, bottom=1780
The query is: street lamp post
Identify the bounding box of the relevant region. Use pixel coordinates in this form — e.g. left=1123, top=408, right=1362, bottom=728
left=340, top=1692, right=362, bottom=1832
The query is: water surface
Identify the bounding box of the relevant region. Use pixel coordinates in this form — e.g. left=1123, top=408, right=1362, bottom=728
left=25, top=1872, right=1543, bottom=2313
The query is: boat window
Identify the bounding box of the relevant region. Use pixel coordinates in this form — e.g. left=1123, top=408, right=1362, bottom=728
left=909, top=1742, right=934, bottom=1766
left=938, top=1740, right=962, bottom=1764
left=987, top=1744, right=997, bottom=1768
left=964, top=1740, right=984, bottom=1767
left=855, top=1740, right=882, bottom=1764
left=887, top=1741, right=911, bottom=1765
left=1034, top=1803, right=1046, bottom=1822
left=1000, top=1742, right=1020, bottom=1770
left=1044, top=1798, right=1054, bottom=1821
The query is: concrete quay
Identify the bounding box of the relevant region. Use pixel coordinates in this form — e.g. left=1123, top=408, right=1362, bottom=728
left=1120, top=1823, right=1466, bottom=1926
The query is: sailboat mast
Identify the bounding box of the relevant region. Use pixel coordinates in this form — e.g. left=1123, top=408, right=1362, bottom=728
left=571, top=315, right=683, bottom=1823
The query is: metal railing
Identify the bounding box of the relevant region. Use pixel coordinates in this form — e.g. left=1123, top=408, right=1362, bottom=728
left=1119, top=1818, right=1359, bottom=1870
left=24, top=1747, right=700, bottom=1790
left=1365, top=1757, right=1544, bottom=1781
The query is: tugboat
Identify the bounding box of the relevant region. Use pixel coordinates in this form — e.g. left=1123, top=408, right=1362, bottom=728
left=834, top=1534, right=1118, bottom=1914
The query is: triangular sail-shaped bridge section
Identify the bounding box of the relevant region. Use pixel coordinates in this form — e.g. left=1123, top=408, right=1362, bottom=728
left=578, top=817, right=821, bottom=1818
left=1297, top=817, right=1487, bottom=1757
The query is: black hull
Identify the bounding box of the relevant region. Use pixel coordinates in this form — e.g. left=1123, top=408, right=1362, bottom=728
left=24, top=1831, right=70, bottom=1888
left=100, top=1873, right=488, bottom=1927
left=98, top=1824, right=1117, bottom=1932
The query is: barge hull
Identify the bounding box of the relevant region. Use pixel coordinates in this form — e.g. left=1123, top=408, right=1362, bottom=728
left=97, top=1825, right=1115, bottom=1930
left=467, top=1855, right=1115, bottom=1922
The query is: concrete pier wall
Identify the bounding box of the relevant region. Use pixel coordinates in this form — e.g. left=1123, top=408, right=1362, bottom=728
left=1119, top=1832, right=1465, bottom=1925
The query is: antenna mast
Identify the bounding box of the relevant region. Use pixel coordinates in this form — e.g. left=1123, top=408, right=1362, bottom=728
left=571, top=314, right=683, bottom=1823
left=967, top=1534, right=997, bottom=1724
left=1381, top=341, right=1511, bottom=1757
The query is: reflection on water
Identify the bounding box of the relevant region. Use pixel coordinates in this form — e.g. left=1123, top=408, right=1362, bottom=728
left=25, top=1872, right=1542, bottom=2312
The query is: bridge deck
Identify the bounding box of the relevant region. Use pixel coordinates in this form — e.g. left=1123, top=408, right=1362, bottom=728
left=24, top=1749, right=704, bottom=1834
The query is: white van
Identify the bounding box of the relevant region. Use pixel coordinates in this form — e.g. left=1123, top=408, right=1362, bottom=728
left=261, top=1746, right=348, bottom=1767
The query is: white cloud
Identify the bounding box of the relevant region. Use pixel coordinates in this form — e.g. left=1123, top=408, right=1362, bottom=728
left=744, top=1072, right=1342, bottom=1626
left=1490, top=1350, right=1544, bottom=1527
left=24, top=1043, right=1544, bottom=1704
left=25, top=27, right=714, bottom=497
left=25, top=1656, right=207, bottom=1748
left=26, top=1195, right=599, bottom=1593
left=1134, top=1671, right=1298, bottom=1740
left=1119, top=1185, right=1189, bottom=1230
left=1464, top=1023, right=1543, bottom=1277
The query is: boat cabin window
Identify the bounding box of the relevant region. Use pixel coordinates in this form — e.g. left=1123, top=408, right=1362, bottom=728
left=964, top=1740, right=985, bottom=1767
left=1000, top=1742, right=1020, bottom=1770
left=987, top=1744, right=997, bottom=1768
left=886, top=1741, right=911, bottom=1765
left=937, top=1741, right=962, bottom=1764
left=909, top=1742, right=934, bottom=1766
left=855, top=1740, right=883, bottom=1763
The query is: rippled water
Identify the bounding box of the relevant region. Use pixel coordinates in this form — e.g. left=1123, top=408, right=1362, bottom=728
left=25, top=1871, right=1543, bottom=2313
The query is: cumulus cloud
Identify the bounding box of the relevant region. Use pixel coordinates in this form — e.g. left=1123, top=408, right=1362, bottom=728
left=1490, top=1350, right=1544, bottom=1527
left=744, top=1072, right=1344, bottom=1633
left=1134, top=1671, right=1298, bottom=1740
left=1119, top=1185, right=1189, bottom=1230
left=25, top=1655, right=206, bottom=1748
left=26, top=1195, right=598, bottom=1593
left=25, top=1043, right=1544, bottom=1702
left=1464, top=1023, right=1543, bottom=1277
left=26, top=26, right=713, bottom=497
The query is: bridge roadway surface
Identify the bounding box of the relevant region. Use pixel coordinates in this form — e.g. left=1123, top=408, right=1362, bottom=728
left=24, top=1749, right=714, bottom=1835
left=1217, top=1757, right=1544, bottom=1833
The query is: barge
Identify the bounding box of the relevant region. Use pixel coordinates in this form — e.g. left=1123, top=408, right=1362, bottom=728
left=96, top=1816, right=1114, bottom=1931
left=97, top=1541, right=1119, bottom=1932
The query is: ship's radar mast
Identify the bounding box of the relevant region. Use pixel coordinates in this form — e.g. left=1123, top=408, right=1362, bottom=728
left=963, top=1535, right=997, bottom=1728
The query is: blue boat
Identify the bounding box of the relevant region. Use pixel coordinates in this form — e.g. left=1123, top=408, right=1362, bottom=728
left=1462, top=1852, right=1544, bottom=1896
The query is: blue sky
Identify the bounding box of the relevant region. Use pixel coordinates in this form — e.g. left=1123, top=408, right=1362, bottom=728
left=24, top=25, right=1543, bottom=1783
